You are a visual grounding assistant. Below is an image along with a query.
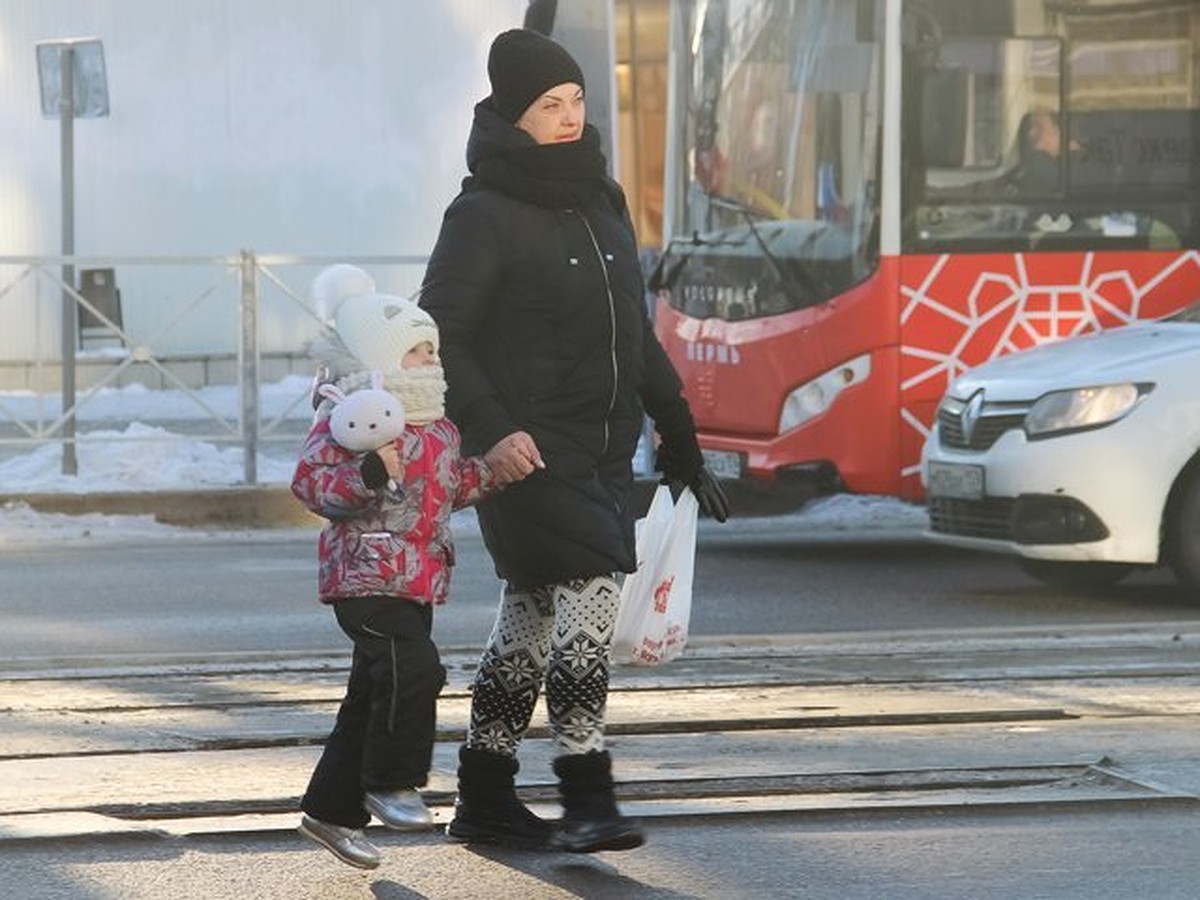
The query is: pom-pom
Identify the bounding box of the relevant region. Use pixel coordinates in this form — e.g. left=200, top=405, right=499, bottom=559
left=312, top=264, right=377, bottom=323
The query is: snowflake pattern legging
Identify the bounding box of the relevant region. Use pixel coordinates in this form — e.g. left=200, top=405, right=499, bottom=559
left=465, top=574, right=622, bottom=757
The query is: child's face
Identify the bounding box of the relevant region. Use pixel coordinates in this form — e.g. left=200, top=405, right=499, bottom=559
left=402, top=341, right=438, bottom=369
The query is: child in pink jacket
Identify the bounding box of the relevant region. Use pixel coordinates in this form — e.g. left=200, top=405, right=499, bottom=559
left=291, top=264, right=497, bottom=869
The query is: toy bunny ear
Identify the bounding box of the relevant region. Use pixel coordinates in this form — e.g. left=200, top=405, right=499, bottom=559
left=317, top=383, right=346, bottom=404
left=369, top=371, right=384, bottom=390
left=312, top=264, right=376, bottom=322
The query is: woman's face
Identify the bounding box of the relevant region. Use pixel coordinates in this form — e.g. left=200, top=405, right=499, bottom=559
left=516, top=82, right=585, bottom=145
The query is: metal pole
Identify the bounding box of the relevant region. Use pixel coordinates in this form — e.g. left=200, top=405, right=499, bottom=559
left=239, top=249, right=259, bottom=485
left=879, top=0, right=903, bottom=258
left=59, top=45, right=77, bottom=475
left=626, top=2, right=641, bottom=228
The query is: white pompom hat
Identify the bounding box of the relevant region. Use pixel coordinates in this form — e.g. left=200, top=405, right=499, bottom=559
left=311, top=264, right=439, bottom=372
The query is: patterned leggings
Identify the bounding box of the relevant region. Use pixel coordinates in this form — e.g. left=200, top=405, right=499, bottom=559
left=465, top=574, right=621, bottom=757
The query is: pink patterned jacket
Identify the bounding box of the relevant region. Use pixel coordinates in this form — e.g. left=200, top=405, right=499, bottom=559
left=291, top=414, right=495, bottom=606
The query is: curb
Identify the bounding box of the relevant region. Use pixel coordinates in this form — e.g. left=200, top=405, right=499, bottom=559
left=0, top=483, right=930, bottom=533
left=0, top=486, right=318, bottom=529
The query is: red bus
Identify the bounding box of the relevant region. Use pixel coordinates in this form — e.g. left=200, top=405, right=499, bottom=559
left=653, top=0, right=1200, bottom=504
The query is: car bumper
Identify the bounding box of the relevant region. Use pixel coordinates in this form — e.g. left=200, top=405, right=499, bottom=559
left=922, top=419, right=1168, bottom=564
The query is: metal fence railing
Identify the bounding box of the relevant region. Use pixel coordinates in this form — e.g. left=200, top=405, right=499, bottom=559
left=0, top=252, right=429, bottom=484
left=0, top=251, right=657, bottom=485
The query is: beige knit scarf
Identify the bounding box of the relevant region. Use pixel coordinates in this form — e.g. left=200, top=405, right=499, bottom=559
left=335, top=366, right=447, bottom=425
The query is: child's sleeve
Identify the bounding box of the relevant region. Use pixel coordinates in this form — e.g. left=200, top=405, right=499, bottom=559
left=451, top=454, right=497, bottom=511
left=291, top=417, right=380, bottom=519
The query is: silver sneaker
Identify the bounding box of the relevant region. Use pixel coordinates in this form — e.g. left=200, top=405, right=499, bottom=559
left=364, top=789, right=434, bottom=831
left=298, top=814, right=382, bottom=869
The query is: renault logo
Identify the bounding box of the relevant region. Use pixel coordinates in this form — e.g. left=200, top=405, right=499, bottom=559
left=960, top=391, right=984, bottom=446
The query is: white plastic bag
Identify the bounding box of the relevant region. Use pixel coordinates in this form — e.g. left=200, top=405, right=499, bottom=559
left=611, top=484, right=699, bottom=666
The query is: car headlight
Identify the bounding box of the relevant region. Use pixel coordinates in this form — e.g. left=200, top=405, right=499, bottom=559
left=1024, top=383, right=1152, bottom=439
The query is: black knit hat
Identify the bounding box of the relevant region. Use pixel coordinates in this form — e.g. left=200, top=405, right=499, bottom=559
left=487, top=28, right=585, bottom=123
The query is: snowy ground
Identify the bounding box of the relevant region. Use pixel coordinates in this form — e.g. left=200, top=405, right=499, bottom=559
left=0, top=378, right=928, bottom=542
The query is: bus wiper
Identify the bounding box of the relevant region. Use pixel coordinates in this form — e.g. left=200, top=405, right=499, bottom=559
left=704, top=190, right=773, bottom=222
left=648, top=230, right=743, bottom=292
left=703, top=190, right=823, bottom=304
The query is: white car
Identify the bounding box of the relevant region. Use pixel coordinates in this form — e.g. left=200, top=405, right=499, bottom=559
left=921, top=303, right=1200, bottom=590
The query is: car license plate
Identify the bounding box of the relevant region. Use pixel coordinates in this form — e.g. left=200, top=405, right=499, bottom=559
left=701, top=448, right=744, bottom=480
left=927, top=461, right=985, bottom=500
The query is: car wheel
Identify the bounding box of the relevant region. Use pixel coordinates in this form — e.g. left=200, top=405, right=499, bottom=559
left=1167, top=473, right=1200, bottom=591
left=1017, top=558, right=1136, bottom=588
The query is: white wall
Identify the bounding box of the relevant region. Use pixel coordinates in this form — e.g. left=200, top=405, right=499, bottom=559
left=0, top=0, right=526, bottom=358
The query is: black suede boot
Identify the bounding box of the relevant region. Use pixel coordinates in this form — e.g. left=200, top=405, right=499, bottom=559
left=552, top=751, right=645, bottom=853
left=446, top=746, right=553, bottom=849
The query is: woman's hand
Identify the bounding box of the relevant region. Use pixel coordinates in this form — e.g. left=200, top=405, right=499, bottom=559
left=485, top=431, right=545, bottom=485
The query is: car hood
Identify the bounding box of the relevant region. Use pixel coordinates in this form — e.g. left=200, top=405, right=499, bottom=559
left=950, top=321, right=1200, bottom=400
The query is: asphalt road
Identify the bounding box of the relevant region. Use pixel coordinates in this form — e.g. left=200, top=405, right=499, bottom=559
left=0, top=515, right=1192, bottom=665
left=7, top=629, right=1200, bottom=900
left=3, top=806, right=1199, bottom=900
left=5, top=518, right=1200, bottom=900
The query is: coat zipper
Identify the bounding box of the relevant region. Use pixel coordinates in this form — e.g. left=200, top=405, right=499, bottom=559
left=575, top=211, right=618, bottom=456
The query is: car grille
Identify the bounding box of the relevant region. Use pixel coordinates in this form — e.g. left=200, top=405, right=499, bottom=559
left=928, top=497, right=1015, bottom=540
left=936, top=407, right=1026, bottom=451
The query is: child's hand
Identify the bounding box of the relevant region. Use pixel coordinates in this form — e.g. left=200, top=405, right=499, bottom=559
left=375, top=443, right=404, bottom=482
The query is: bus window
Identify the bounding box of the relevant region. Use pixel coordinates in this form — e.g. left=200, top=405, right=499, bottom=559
left=904, top=30, right=1198, bottom=254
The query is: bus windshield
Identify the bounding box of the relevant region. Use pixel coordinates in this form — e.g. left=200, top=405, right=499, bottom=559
left=668, top=0, right=883, bottom=320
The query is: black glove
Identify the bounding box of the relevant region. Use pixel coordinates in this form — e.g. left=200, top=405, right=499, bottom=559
left=360, top=451, right=390, bottom=490
left=660, top=461, right=731, bottom=523
left=687, top=466, right=730, bottom=523
left=655, top=427, right=730, bottom=522
left=655, top=429, right=704, bottom=487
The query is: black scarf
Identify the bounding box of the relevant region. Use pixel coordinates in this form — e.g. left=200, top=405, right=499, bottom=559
left=465, top=103, right=615, bottom=210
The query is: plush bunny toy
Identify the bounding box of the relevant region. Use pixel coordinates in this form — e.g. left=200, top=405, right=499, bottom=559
left=317, top=374, right=406, bottom=490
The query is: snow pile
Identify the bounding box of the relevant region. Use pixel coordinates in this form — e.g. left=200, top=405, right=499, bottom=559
left=0, top=378, right=928, bottom=541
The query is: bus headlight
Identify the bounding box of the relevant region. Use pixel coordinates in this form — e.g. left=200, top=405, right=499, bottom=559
left=1024, top=383, right=1151, bottom=439
left=778, top=354, right=871, bottom=433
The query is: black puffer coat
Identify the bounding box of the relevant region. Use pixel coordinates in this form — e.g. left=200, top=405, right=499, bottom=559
left=421, top=102, right=698, bottom=589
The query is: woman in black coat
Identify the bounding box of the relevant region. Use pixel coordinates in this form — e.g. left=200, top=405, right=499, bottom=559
left=421, top=28, right=727, bottom=854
